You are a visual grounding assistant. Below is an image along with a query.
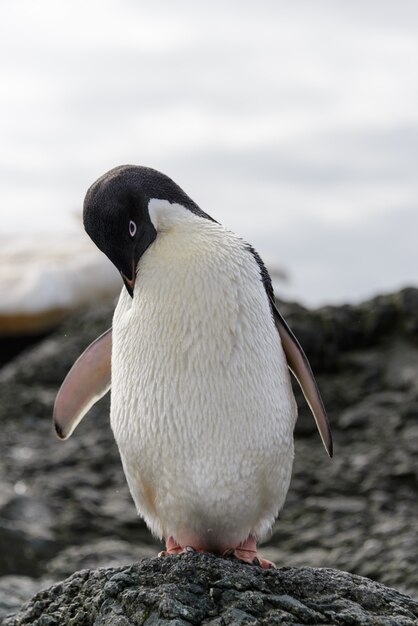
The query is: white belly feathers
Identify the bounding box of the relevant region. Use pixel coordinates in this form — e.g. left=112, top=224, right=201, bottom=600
left=110, top=211, right=296, bottom=550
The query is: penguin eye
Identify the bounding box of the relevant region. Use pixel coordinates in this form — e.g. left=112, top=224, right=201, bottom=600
left=129, top=220, right=137, bottom=237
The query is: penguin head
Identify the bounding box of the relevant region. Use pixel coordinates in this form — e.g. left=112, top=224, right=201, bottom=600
left=83, top=165, right=204, bottom=297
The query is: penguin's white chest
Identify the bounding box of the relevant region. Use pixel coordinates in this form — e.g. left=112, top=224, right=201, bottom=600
left=110, top=218, right=296, bottom=549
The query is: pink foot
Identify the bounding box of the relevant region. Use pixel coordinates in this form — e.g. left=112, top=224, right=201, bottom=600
left=158, top=536, right=185, bottom=556
left=159, top=536, right=276, bottom=569
left=223, top=536, right=276, bottom=569
left=158, top=536, right=204, bottom=557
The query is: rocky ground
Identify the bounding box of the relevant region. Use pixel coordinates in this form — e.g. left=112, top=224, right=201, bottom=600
left=0, top=288, right=417, bottom=620
left=4, top=553, right=418, bottom=625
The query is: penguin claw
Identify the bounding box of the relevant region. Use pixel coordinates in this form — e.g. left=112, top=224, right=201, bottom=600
left=160, top=537, right=202, bottom=556
left=159, top=537, right=185, bottom=556
left=160, top=536, right=276, bottom=568
left=222, top=548, right=235, bottom=557
left=222, top=536, right=276, bottom=569
left=253, top=557, right=276, bottom=569
left=225, top=550, right=275, bottom=569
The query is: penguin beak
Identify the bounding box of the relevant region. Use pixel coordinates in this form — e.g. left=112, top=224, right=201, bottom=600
left=119, top=223, right=157, bottom=298
left=121, top=259, right=136, bottom=298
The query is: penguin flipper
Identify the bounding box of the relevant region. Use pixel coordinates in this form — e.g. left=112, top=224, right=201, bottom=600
left=53, top=328, right=112, bottom=440
left=271, top=301, right=333, bottom=457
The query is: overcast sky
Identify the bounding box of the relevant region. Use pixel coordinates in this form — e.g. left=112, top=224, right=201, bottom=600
left=1, top=0, right=417, bottom=305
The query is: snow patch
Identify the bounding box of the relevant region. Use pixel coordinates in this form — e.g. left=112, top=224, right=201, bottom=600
left=0, top=233, right=121, bottom=315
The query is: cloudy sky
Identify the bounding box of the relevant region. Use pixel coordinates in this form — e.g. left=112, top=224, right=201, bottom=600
left=1, top=0, right=417, bottom=305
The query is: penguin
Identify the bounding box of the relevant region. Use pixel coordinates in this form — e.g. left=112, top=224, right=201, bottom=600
left=53, top=165, right=332, bottom=568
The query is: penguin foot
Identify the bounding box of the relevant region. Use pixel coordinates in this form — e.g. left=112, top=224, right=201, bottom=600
left=159, top=536, right=276, bottom=569
left=158, top=537, right=201, bottom=556
left=222, top=536, right=276, bottom=569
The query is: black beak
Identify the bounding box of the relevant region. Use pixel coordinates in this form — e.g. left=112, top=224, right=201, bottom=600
left=121, top=273, right=135, bottom=297
left=119, top=223, right=157, bottom=298
left=121, top=259, right=136, bottom=298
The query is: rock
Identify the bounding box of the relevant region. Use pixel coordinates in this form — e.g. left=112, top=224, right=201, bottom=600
left=3, top=553, right=418, bottom=625
left=0, top=288, right=417, bottom=599
left=45, top=539, right=157, bottom=580
left=0, top=576, right=53, bottom=622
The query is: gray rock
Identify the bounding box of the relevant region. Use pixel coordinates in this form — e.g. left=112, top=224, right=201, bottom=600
left=45, top=539, right=157, bottom=580
left=0, top=576, right=52, bottom=621
left=0, top=288, right=417, bottom=598
left=3, top=553, right=418, bottom=625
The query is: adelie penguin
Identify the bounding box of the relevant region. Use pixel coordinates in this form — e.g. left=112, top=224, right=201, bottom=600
left=53, top=165, right=333, bottom=567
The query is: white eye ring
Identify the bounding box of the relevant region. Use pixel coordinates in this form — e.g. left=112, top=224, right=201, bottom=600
left=129, top=220, right=137, bottom=237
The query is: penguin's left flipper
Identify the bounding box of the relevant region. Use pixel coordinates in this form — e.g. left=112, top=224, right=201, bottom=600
left=271, top=300, right=333, bottom=457
left=53, top=328, right=112, bottom=440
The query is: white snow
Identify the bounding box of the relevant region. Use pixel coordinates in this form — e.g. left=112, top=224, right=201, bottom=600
left=0, top=233, right=120, bottom=316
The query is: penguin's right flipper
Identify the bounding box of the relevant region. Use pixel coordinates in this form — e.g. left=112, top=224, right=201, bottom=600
left=271, top=301, right=333, bottom=458
left=53, top=328, right=112, bottom=440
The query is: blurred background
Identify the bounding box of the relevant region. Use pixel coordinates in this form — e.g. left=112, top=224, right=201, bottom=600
left=1, top=0, right=418, bottom=615
left=1, top=0, right=418, bottom=330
